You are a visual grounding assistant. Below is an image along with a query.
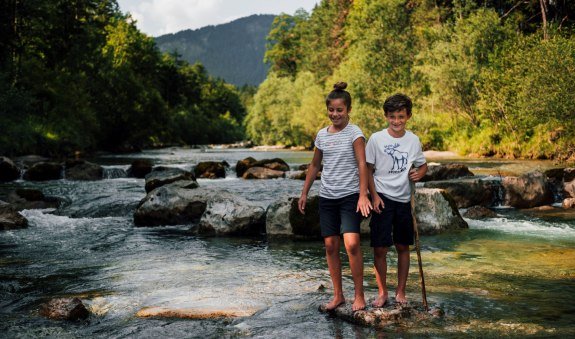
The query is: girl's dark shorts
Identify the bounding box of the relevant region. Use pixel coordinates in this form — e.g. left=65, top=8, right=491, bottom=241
left=319, top=193, right=362, bottom=237
left=369, top=193, right=414, bottom=247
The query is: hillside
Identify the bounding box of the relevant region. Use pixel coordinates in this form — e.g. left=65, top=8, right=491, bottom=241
left=155, top=14, right=274, bottom=86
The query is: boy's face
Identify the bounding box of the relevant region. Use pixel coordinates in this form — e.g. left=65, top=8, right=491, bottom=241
left=385, top=108, right=411, bottom=136
left=327, top=98, right=350, bottom=128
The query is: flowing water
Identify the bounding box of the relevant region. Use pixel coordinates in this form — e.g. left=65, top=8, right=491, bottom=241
left=1, top=148, right=574, bottom=338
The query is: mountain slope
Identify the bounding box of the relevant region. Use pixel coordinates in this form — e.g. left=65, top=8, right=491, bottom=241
left=155, top=14, right=274, bottom=86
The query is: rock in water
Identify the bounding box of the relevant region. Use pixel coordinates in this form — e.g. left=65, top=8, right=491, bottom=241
left=462, top=205, right=498, bottom=219
left=39, top=298, right=89, bottom=321
left=136, top=306, right=259, bottom=319
left=502, top=171, right=554, bottom=208
left=318, top=300, right=442, bottom=329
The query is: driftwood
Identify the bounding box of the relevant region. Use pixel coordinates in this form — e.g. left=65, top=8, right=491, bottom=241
left=318, top=299, right=443, bottom=329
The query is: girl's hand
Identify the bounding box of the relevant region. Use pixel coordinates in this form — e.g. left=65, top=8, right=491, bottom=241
left=298, top=194, right=307, bottom=214
left=372, top=194, right=385, bottom=214
left=356, top=195, right=372, bottom=217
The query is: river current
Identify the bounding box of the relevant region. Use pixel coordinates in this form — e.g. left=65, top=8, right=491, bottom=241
left=1, top=148, right=574, bottom=338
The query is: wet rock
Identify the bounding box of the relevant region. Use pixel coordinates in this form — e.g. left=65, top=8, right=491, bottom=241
left=23, top=162, right=63, bottom=181
left=0, top=204, right=28, bottom=230
left=266, top=195, right=321, bottom=238
left=421, top=163, right=474, bottom=182
left=502, top=171, right=554, bottom=209
left=318, top=301, right=441, bottom=329
left=13, top=155, right=49, bottom=167
left=6, top=189, right=60, bottom=210
left=39, top=298, right=89, bottom=321
left=144, top=168, right=196, bottom=193
left=136, top=306, right=259, bottom=319
left=198, top=191, right=265, bottom=236
left=127, top=159, right=153, bottom=178
left=288, top=169, right=321, bottom=181
left=242, top=167, right=285, bottom=179
left=194, top=161, right=227, bottom=179
left=414, top=188, right=468, bottom=233
left=133, top=181, right=205, bottom=226
left=563, top=198, right=575, bottom=209
left=235, top=157, right=257, bottom=177
left=462, top=205, right=498, bottom=219
left=564, top=179, right=575, bottom=199
left=422, top=177, right=501, bottom=208
left=64, top=160, right=103, bottom=181
left=0, top=156, right=20, bottom=182
left=236, top=157, right=289, bottom=177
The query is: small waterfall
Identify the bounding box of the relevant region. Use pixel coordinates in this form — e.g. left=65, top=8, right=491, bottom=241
left=103, top=167, right=128, bottom=179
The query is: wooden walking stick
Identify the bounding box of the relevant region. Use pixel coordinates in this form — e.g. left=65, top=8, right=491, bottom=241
left=410, top=179, right=429, bottom=311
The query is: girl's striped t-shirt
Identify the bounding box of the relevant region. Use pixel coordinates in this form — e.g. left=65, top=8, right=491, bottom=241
left=315, top=123, right=364, bottom=199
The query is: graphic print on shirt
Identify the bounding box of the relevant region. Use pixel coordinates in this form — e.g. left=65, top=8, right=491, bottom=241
left=384, top=143, right=408, bottom=173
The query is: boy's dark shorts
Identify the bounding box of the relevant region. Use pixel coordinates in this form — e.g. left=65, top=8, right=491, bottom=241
left=369, top=193, right=414, bottom=247
left=319, top=193, right=362, bottom=237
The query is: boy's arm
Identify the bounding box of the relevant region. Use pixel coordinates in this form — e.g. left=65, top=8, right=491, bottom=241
left=298, top=148, right=322, bottom=214
left=352, top=137, right=372, bottom=217
left=367, top=163, right=384, bottom=213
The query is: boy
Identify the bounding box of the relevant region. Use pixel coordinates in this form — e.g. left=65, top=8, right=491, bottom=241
left=365, top=93, right=427, bottom=307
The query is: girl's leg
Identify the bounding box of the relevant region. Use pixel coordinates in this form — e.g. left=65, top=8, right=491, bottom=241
left=395, top=243, right=410, bottom=304
left=372, top=246, right=389, bottom=307
left=324, top=235, right=345, bottom=310
left=343, top=232, right=365, bottom=311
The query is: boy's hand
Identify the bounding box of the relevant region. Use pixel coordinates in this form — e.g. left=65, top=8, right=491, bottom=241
left=356, top=195, right=372, bottom=217
left=298, top=194, right=307, bottom=214
left=372, top=194, right=384, bottom=214
left=409, top=167, right=423, bottom=182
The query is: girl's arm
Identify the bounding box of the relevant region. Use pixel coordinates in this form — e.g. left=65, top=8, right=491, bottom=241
left=298, top=148, right=323, bottom=214
left=353, top=137, right=373, bottom=217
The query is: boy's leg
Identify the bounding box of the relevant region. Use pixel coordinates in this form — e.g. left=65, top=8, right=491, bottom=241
left=373, top=246, right=389, bottom=307
left=395, top=243, right=410, bottom=304
left=343, top=232, right=365, bottom=311
left=324, top=235, right=345, bottom=310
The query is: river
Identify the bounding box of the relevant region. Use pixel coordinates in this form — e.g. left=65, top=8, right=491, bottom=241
left=1, top=147, right=574, bottom=337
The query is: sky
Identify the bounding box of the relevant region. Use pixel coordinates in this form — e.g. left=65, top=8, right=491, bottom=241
left=116, top=0, right=320, bottom=37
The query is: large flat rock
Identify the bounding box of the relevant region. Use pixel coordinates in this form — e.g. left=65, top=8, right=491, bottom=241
left=136, top=306, right=259, bottom=319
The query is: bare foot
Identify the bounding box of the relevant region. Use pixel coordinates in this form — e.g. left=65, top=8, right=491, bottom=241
left=352, top=296, right=366, bottom=311
left=372, top=293, right=388, bottom=308
left=325, top=297, right=345, bottom=311
left=395, top=292, right=408, bottom=305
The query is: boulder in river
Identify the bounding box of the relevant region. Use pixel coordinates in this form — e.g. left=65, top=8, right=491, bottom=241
left=64, top=160, right=103, bottom=181
left=127, top=159, right=153, bottom=178
left=23, top=162, right=63, bottom=181
left=197, top=191, right=266, bottom=236
left=0, top=156, right=20, bottom=182
left=235, top=157, right=257, bottom=177
left=564, top=178, right=575, bottom=199
left=563, top=198, right=575, bottom=209
left=0, top=203, right=28, bottom=230
left=414, top=188, right=468, bottom=233
left=39, top=298, right=89, bottom=321
left=266, top=195, right=321, bottom=238
left=144, top=168, right=196, bottom=193
left=502, top=171, right=554, bottom=209
left=194, top=161, right=227, bottom=179
left=421, top=163, right=474, bottom=182
left=6, top=188, right=60, bottom=210
left=422, top=177, right=501, bottom=208
left=242, top=167, right=285, bottom=179
left=236, top=157, right=290, bottom=177
left=134, top=180, right=205, bottom=226
left=462, top=205, right=498, bottom=219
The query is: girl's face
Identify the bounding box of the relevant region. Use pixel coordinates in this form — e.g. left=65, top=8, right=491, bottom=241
left=327, top=98, right=350, bottom=129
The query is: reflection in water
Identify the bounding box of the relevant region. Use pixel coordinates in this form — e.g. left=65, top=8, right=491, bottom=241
left=0, top=148, right=574, bottom=337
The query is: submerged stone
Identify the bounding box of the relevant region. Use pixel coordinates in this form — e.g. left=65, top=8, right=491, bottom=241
left=136, top=306, right=259, bottom=319
left=39, top=298, right=89, bottom=321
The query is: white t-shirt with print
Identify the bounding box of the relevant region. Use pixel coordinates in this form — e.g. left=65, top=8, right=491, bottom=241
left=366, top=129, right=426, bottom=203
left=315, top=123, right=365, bottom=199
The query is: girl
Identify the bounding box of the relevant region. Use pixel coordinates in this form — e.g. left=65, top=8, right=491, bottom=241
left=298, top=82, right=372, bottom=311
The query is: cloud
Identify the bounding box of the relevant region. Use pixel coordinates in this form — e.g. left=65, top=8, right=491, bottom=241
left=117, top=0, right=319, bottom=37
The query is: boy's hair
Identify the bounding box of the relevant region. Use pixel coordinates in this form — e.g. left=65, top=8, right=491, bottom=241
left=326, top=82, right=352, bottom=108
left=383, top=93, right=412, bottom=116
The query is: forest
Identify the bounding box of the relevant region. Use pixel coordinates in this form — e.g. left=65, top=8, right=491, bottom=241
left=247, top=0, right=575, bottom=160
left=0, top=0, right=245, bottom=156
